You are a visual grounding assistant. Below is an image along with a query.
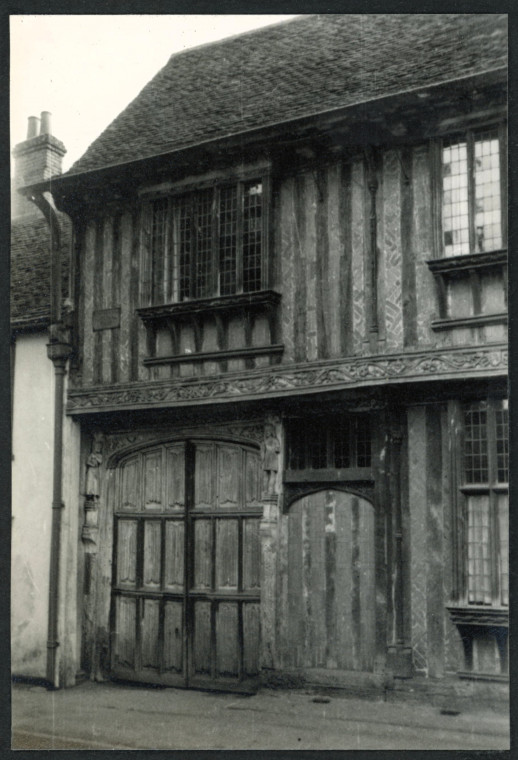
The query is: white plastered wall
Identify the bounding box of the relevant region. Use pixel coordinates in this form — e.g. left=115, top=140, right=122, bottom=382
left=11, top=332, right=54, bottom=678
left=11, top=333, right=82, bottom=685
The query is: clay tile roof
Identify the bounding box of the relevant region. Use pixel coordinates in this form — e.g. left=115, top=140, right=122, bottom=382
left=11, top=214, right=71, bottom=331
left=66, top=13, right=507, bottom=177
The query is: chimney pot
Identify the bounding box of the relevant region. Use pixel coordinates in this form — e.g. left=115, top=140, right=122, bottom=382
left=27, top=116, right=40, bottom=139
left=40, top=111, right=52, bottom=135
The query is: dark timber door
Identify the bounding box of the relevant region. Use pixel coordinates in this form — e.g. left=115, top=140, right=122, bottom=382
left=111, top=440, right=262, bottom=691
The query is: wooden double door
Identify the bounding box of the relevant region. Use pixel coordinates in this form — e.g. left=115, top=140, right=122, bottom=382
left=110, top=440, right=262, bottom=691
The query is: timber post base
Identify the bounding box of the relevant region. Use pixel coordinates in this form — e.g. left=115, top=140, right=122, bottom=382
left=259, top=494, right=279, bottom=672
left=386, top=645, right=413, bottom=679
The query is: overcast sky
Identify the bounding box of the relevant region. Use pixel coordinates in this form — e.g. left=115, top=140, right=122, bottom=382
left=10, top=14, right=298, bottom=172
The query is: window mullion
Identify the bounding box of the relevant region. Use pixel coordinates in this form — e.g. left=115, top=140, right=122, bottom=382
left=486, top=401, right=500, bottom=603
left=261, top=174, right=270, bottom=288
left=236, top=182, right=244, bottom=294
left=467, top=130, right=476, bottom=253
left=164, top=199, right=172, bottom=303
left=212, top=187, right=220, bottom=297
left=190, top=194, right=197, bottom=299
left=499, top=122, right=507, bottom=248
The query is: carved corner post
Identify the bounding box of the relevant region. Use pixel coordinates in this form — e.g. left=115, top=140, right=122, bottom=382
left=259, top=416, right=282, bottom=675
left=386, top=416, right=413, bottom=678
left=81, top=432, right=104, bottom=680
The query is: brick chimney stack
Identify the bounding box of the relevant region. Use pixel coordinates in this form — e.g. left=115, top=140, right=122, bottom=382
left=11, top=112, right=66, bottom=219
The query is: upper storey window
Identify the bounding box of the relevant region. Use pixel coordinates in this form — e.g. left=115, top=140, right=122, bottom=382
left=441, top=127, right=505, bottom=257
left=149, top=179, right=266, bottom=303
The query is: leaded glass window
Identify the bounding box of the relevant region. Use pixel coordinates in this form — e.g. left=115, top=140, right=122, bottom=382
left=441, top=127, right=505, bottom=257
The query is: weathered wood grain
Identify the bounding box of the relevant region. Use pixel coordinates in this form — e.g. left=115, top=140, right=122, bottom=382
left=216, top=519, right=239, bottom=589
left=426, top=405, right=445, bottom=678
left=408, top=406, right=428, bottom=674
left=412, top=145, right=435, bottom=346
left=401, top=148, right=417, bottom=347
left=243, top=603, right=260, bottom=675
left=284, top=490, right=375, bottom=671
left=164, top=520, right=184, bottom=590
left=216, top=602, right=238, bottom=676
left=143, top=521, right=161, bottom=588
left=163, top=601, right=183, bottom=673
left=82, top=221, right=96, bottom=385
left=351, top=159, right=366, bottom=352
left=119, top=213, right=132, bottom=382
left=316, top=166, right=329, bottom=359
left=141, top=599, right=160, bottom=670
left=383, top=150, right=404, bottom=350
left=101, top=216, right=113, bottom=384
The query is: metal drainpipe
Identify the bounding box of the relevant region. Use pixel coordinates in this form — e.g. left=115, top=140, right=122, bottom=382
left=27, top=189, right=72, bottom=689
left=46, top=344, right=70, bottom=687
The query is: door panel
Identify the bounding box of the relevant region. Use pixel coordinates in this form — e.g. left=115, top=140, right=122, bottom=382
left=163, top=601, right=184, bottom=673
left=164, top=521, right=184, bottom=591
left=113, top=596, right=137, bottom=671
left=143, top=521, right=161, bottom=588
left=143, top=449, right=163, bottom=510
left=165, top=445, right=185, bottom=510
left=215, top=520, right=239, bottom=590
left=111, top=439, right=262, bottom=691
left=286, top=489, right=375, bottom=672
left=116, top=520, right=138, bottom=586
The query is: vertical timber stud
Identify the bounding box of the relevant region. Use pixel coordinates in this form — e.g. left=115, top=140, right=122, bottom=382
left=259, top=416, right=282, bottom=681
left=27, top=190, right=73, bottom=689
left=386, top=412, right=413, bottom=678
left=365, top=146, right=379, bottom=350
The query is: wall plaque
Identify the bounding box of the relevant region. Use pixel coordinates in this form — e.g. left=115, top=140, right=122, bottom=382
left=93, top=308, right=120, bottom=331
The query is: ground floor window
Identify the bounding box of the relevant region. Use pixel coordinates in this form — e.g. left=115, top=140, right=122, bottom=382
left=455, top=399, right=508, bottom=607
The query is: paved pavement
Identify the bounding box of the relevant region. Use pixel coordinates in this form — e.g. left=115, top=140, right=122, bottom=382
left=11, top=680, right=510, bottom=750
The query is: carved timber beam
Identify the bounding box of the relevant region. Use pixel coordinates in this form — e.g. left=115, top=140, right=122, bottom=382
left=66, top=344, right=508, bottom=415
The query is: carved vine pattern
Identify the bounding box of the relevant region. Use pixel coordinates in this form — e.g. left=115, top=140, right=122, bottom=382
left=67, top=346, right=508, bottom=413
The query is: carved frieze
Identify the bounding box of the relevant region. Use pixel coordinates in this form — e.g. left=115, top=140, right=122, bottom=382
left=67, top=344, right=508, bottom=414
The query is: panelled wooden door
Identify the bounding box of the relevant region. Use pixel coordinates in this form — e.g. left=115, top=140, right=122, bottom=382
left=111, top=440, right=262, bottom=691
left=286, top=489, right=375, bottom=672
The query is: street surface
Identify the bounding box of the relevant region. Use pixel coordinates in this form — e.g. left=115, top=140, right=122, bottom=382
left=11, top=680, right=510, bottom=750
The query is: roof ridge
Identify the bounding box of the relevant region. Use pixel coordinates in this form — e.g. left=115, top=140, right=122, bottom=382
left=64, top=13, right=507, bottom=178
left=164, top=14, right=306, bottom=64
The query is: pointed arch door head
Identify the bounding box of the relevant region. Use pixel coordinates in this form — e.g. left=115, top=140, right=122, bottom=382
left=282, top=481, right=374, bottom=513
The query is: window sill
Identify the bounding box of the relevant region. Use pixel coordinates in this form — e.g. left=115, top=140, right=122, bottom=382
left=144, top=344, right=284, bottom=367
left=431, top=312, right=507, bottom=331
left=446, top=605, right=508, bottom=628
left=459, top=483, right=508, bottom=494
left=137, top=290, right=281, bottom=323
left=426, top=249, right=507, bottom=276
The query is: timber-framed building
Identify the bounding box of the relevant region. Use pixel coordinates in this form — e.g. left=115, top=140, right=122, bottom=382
left=15, top=14, right=508, bottom=701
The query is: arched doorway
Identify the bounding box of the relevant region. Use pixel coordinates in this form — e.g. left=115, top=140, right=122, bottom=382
left=285, top=489, right=375, bottom=672
left=110, top=439, right=262, bottom=691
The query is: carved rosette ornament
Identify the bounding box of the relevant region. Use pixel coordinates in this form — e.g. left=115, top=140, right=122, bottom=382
left=82, top=432, right=104, bottom=553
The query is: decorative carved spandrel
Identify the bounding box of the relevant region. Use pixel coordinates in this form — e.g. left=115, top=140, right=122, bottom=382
left=262, top=419, right=281, bottom=497
left=82, top=432, right=104, bottom=553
